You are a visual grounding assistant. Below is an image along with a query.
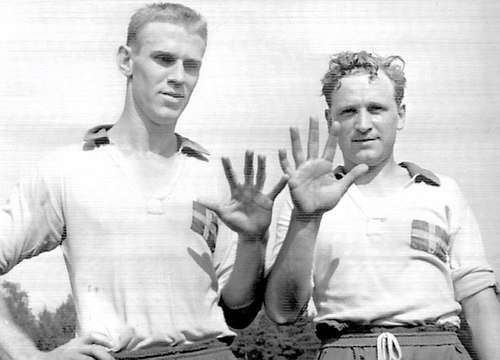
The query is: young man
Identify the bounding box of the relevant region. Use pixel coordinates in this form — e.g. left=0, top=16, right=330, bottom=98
left=265, top=51, right=500, bottom=359
left=0, top=3, right=286, bottom=359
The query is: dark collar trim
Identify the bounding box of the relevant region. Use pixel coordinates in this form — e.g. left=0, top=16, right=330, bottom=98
left=399, top=162, right=440, bottom=186
left=333, top=162, right=441, bottom=187
left=83, top=124, right=113, bottom=147
left=83, top=124, right=210, bottom=161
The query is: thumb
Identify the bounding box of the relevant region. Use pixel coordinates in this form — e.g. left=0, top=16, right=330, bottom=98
left=349, top=163, right=369, bottom=180
left=337, top=164, right=369, bottom=192
left=197, top=197, right=221, bottom=216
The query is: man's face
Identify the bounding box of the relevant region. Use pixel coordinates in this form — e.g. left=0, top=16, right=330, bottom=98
left=327, top=71, right=405, bottom=169
left=130, top=22, right=206, bottom=126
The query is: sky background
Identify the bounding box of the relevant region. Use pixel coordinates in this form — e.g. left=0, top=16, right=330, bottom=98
left=1, top=0, right=499, bottom=313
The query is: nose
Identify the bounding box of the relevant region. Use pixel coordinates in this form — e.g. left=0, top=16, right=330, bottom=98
left=355, top=109, right=372, bottom=133
left=167, top=60, right=185, bottom=85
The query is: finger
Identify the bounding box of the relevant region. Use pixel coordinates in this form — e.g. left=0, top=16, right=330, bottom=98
left=322, top=121, right=339, bottom=161
left=86, top=332, right=114, bottom=349
left=337, top=163, right=369, bottom=194
left=267, top=174, right=289, bottom=200
left=197, top=197, right=222, bottom=216
left=290, top=126, right=305, bottom=168
left=244, top=150, right=254, bottom=186
left=83, top=345, right=115, bottom=360
left=255, top=154, right=266, bottom=190
left=222, top=156, right=238, bottom=191
left=307, top=117, right=320, bottom=159
left=278, top=148, right=292, bottom=175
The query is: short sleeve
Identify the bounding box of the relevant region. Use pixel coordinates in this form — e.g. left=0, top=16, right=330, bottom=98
left=447, top=181, right=497, bottom=301
left=0, top=153, right=66, bottom=274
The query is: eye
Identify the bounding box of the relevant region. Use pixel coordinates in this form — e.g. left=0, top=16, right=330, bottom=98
left=339, top=108, right=356, bottom=117
left=368, top=105, right=386, bottom=114
left=155, top=53, right=176, bottom=65
left=183, top=59, right=201, bottom=72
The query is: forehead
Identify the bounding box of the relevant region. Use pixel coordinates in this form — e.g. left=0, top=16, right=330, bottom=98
left=135, top=22, right=206, bottom=58
left=330, top=71, right=396, bottom=108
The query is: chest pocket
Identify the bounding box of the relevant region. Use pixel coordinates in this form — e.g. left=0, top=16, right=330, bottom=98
left=411, top=219, right=450, bottom=263
left=191, top=201, right=219, bottom=253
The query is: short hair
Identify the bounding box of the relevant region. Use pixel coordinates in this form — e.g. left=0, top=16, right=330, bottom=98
left=126, top=2, right=207, bottom=52
left=321, top=51, right=406, bottom=107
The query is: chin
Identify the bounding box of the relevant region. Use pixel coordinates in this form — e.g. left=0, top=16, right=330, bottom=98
left=154, top=110, right=183, bottom=125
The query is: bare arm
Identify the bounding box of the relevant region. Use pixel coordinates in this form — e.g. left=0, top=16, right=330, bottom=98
left=0, top=293, right=40, bottom=360
left=461, top=287, right=500, bottom=360
left=264, top=208, right=322, bottom=324
left=199, top=151, right=287, bottom=328
left=0, top=292, right=114, bottom=360
left=264, top=118, right=368, bottom=324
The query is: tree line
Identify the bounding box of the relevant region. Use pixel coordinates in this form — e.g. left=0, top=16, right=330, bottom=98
left=0, top=280, right=319, bottom=359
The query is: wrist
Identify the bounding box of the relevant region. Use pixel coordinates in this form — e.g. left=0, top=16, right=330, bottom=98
left=292, top=208, right=323, bottom=222
left=239, top=229, right=269, bottom=243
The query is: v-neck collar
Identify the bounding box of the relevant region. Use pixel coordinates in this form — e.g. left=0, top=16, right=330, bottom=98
left=333, top=162, right=440, bottom=219
left=83, top=124, right=211, bottom=214
left=83, top=124, right=211, bottom=162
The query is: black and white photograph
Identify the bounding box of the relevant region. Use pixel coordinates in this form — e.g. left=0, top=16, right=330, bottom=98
left=0, top=1, right=499, bottom=359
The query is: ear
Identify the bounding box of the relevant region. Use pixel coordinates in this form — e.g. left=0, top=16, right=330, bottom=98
left=397, top=104, right=406, bottom=130
left=117, top=45, right=134, bottom=78
left=325, top=109, right=333, bottom=130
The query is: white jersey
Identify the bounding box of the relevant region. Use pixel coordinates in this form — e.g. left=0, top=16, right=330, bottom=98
left=268, top=163, right=496, bottom=328
left=0, top=126, right=237, bottom=351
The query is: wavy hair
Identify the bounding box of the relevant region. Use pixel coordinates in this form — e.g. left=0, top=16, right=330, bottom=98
left=321, top=51, right=406, bottom=107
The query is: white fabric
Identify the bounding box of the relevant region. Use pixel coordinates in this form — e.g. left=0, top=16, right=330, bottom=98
left=268, top=168, right=496, bottom=328
left=0, top=141, right=237, bottom=351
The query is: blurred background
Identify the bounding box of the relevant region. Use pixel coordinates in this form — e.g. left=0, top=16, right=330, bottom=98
left=1, top=0, right=499, bottom=313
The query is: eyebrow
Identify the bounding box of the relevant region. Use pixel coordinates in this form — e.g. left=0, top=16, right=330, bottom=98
left=150, top=50, right=201, bottom=62
left=335, top=104, right=357, bottom=113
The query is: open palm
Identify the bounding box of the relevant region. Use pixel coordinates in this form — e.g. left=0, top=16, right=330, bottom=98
left=199, top=151, right=287, bottom=237
left=280, top=118, right=368, bottom=216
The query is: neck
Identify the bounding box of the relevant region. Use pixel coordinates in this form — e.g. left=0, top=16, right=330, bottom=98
left=347, top=155, right=401, bottom=186
left=110, top=93, right=179, bottom=157
left=345, top=156, right=411, bottom=197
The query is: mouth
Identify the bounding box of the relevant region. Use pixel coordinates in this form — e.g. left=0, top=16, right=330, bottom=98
left=161, top=92, right=184, bottom=99
left=352, top=138, right=377, bottom=143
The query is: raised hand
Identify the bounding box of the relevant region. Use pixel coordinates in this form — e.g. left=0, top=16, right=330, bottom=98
left=280, top=117, right=368, bottom=216
left=199, top=151, right=288, bottom=238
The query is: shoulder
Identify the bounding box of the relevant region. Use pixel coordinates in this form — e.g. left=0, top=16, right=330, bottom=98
left=37, top=143, right=86, bottom=171
left=36, top=125, right=114, bottom=179
left=178, top=133, right=223, bottom=173
left=39, top=141, right=107, bottom=170
left=401, top=162, right=468, bottom=207
left=400, top=161, right=463, bottom=191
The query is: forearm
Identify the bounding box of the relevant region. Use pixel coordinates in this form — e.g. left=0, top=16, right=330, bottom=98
left=222, top=234, right=266, bottom=308
left=220, top=233, right=266, bottom=328
left=0, top=296, right=40, bottom=360
left=462, top=287, right=500, bottom=360
left=264, top=209, right=321, bottom=324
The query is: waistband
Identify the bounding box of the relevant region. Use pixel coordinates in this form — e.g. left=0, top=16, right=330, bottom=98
left=320, top=331, right=461, bottom=348
left=315, top=320, right=458, bottom=342
left=112, top=337, right=234, bottom=359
